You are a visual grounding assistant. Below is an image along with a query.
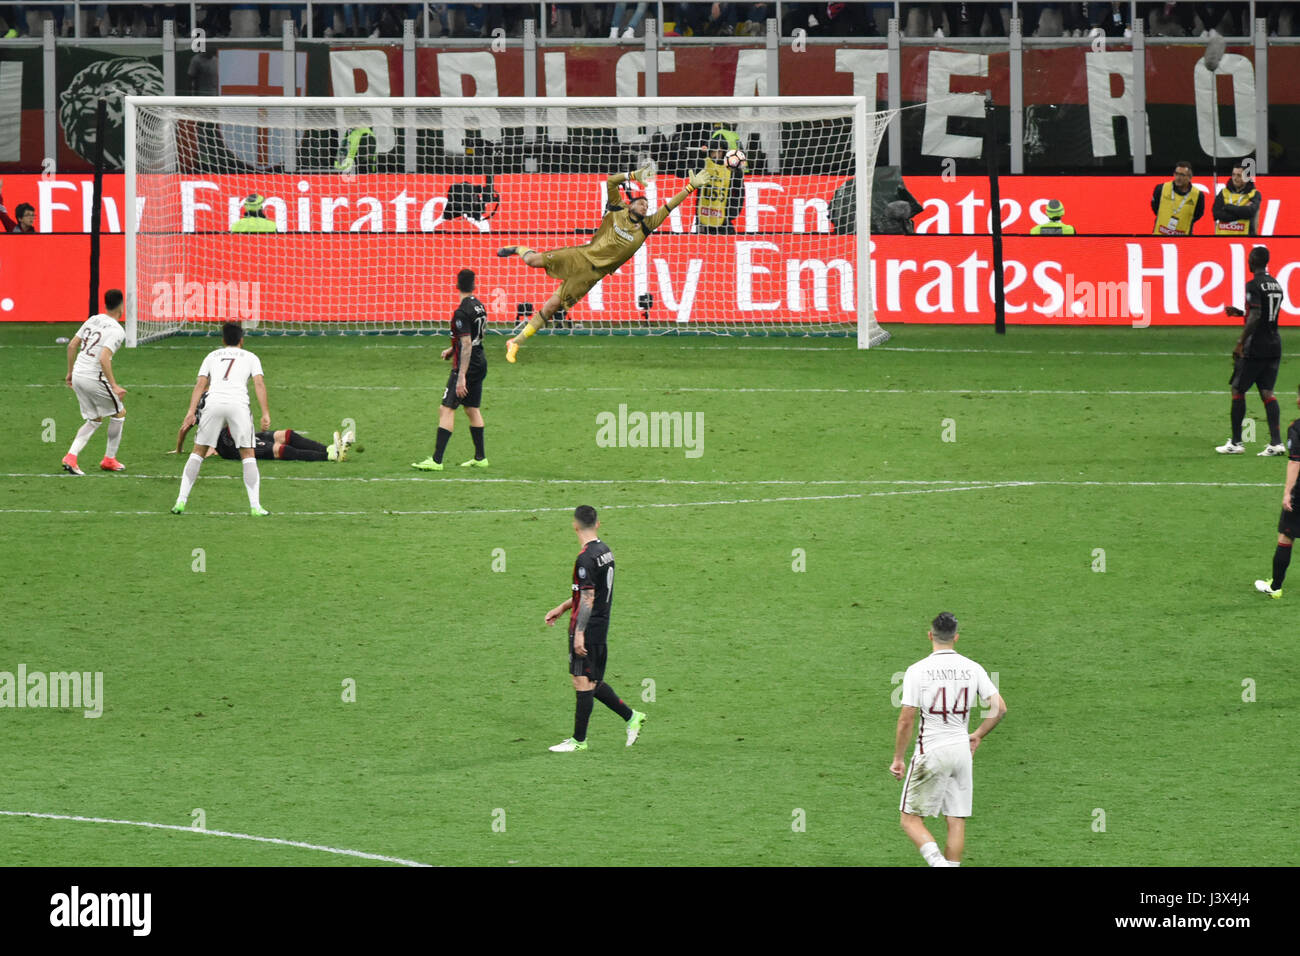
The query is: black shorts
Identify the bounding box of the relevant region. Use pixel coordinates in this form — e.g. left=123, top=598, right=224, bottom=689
left=1279, top=505, right=1300, bottom=540
left=442, top=362, right=486, bottom=410
left=1231, top=358, right=1280, bottom=392
left=568, top=641, right=608, bottom=683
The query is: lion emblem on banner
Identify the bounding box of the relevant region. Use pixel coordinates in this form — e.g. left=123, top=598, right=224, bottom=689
left=59, top=57, right=164, bottom=168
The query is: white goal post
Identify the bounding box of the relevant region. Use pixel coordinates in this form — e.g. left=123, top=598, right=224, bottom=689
left=124, top=95, right=892, bottom=347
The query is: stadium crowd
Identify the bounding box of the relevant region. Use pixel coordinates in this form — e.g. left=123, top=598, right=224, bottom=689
left=0, top=2, right=1295, bottom=39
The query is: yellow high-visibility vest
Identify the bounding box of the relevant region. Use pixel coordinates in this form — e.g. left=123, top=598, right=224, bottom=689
left=1153, top=182, right=1199, bottom=236
left=1214, top=186, right=1259, bottom=236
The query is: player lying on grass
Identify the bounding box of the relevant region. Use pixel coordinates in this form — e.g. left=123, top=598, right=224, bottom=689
left=499, top=163, right=709, bottom=363
left=172, top=393, right=353, bottom=462
left=1254, top=384, right=1300, bottom=600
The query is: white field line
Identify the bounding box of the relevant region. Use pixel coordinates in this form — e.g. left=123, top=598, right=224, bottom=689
left=0, top=479, right=1279, bottom=519
left=0, top=474, right=1284, bottom=488
left=6, top=343, right=1228, bottom=358
left=12, top=383, right=1228, bottom=395
left=0, top=809, right=430, bottom=867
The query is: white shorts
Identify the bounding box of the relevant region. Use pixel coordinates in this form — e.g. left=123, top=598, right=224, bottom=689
left=195, top=399, right=254, bottom=449
left=900, top=743, right=973, bottom=818
left=71, top=372, right=122, bottom=420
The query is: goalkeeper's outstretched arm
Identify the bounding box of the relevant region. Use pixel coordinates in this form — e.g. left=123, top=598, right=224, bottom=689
left=606, top=164, right=655, bottom=204
left=643, top=168, right=710, bottom=232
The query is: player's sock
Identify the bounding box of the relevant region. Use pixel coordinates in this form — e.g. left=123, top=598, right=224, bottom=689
left=573, top=689, right=595, bottom=743
left=104, top=416, right=125, bottom=457
left=919, top=841, right=947, bottom=867
left=469, top=426, right=485, bottom=460
left=1274, top=541, right=1293, bottom=588
left=946, top=860, right=961, bottom=867
left=177, top=452, right=203, bottom=503
left=287, top=429, right=327, bottom=452
left=68, top=419, right=101, bottom=456
left=277, top=444, right=327, bottom=461
left=521, top=313, right=545, bottom=339
left=594, top=681, right=633, bottom=720
left=433, top=427, right=452, bottom=464
left=242, top=457, right=261, bottom=509
left=1231, top=394, right=1246, bottom=443
left=1264, top=396, right=1282, bottom=445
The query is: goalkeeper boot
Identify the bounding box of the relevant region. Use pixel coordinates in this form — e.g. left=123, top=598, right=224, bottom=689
left=1215, top=440, right=1245, bottom=454
left=506, top=339, right=520, bottom=364
left=626, top=710, right=647, bottom=747
left=61, top=453, right=84, bottom=476
left=1255, top=579, right=1283, bottom=599
left=460, top=457, right=489, bottom=468
left=99, top=457, right=125, bottom=472
left=1258, top=444, right=1287, bottom=456
left=170, top=500, right=185, bottom=515
left=412, top=457, right=444, bottom=471
left=548, top=737, right=588, bottom=753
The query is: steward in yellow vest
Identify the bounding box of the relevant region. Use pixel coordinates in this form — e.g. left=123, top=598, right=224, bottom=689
left=696, top=127, right=743, bottom=234
left=1150, top=162, right=1205, bottom=235
left=1029, top=198, right=1075, bottom=235
left=231, top=193, right=277, bottom=233
left=1213, top=165, right=1262, bottom=237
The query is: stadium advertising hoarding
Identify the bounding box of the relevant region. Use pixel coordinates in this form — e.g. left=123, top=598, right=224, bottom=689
left=4, top=233, right=1298, bottom=328
left=4, top=173, right=1298, bottom=236
left=1, top=43, right=1298, bottom=174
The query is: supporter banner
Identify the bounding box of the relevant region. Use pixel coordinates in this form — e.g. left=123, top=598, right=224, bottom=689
left=3, top=173, right=1297, bottom=237
left=4, top=235, right=1299, bottom=328
left=2, top=43, right=1298, bottom=174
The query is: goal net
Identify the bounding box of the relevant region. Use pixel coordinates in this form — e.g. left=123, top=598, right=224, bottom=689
left=125, top=96, right=893, bottom=347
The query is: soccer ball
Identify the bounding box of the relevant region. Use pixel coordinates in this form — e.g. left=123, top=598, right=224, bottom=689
left=724, top=148, right=747, bottom=169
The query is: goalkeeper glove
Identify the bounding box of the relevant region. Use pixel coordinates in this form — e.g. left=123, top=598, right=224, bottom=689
left=630, top=163, right=655, bottom=184
left=687, top=168, right=710, bottom=192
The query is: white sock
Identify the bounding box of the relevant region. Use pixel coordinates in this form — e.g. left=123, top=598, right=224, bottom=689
left=177, top=453, right=203, bottom=503
left=946, top=860, right=961, bottom=867
left=68, top=419, right=101, bottom=456
left=919, top=841, right=946, bottom=867
left=242, top=457, right=261, bottom=509
left=105, top=416, right=124, bottom=457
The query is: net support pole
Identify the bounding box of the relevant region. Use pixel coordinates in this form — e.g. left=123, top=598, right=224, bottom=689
left=88, top=98, right=107, bottom=321
left=124, top=98, right=137, bottom=346
left=985, top=93, right=1006, bottom=336
left=403, top=19, right=416, bottom=174
left=855, top=96, right=870, bottom=349
left=1254, top=18, right=1268, bottom=176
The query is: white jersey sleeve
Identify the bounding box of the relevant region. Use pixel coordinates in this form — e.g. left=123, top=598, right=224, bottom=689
left=71, top=315, right=126, bottom=376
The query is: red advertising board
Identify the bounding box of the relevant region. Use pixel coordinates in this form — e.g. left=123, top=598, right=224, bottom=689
left=4, top=173, right=1298, bottom=237
left=4, top=234, right=1299, bottom=328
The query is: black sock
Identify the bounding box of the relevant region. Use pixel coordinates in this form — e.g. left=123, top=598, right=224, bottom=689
left=1274, top=542, right=1293, bottom=588
left=470, top=425, right=485, bottom=460
left=277, top=444, right=327, bottom=461
left=1231, top=395, right=1246, bottom=443
left=287, top=429, right=327, bottom=453
left=1265, top=397, right=1282, bottom=445
left=573, top=689, right=595, bottom=742
left=433, top=427, right=452, bottom=463
left=594, top=682, right=633, bottom=721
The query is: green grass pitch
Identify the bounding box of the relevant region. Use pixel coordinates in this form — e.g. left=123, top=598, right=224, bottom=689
left=0, top=322, right=1293, bottom=866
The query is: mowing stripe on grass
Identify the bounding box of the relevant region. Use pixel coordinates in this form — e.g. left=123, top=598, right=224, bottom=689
left=0, top=809, right=431, bottom=866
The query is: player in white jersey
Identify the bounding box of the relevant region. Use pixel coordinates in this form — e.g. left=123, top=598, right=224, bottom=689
left=61, top=289, right=128, bottom=476
left=889, top=612, right=1007, bottom=867
left=170, top=322, right=272, bottom=516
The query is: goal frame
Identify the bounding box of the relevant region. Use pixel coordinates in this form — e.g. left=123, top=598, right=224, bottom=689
left=124, top=95, right=875, bottom=347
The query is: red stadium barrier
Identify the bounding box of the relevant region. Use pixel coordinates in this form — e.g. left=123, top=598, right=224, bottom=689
left=4, top=234, right=1297, bottom=328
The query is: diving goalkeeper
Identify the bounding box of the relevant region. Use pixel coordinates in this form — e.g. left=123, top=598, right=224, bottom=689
left=499, top=164, right=709, bottom=363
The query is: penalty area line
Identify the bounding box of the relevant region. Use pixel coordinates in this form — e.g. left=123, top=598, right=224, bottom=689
left=0, top=809, right=431, bottom=867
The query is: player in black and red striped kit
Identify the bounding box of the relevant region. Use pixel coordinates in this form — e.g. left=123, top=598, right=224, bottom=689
left=412, top=269, right=488, bottom=471
left=1216, top=245, right=1286, bottom=455
left=1255, top=386, right=1300, bottom=599
left=544, top=505, right=647, bottom=751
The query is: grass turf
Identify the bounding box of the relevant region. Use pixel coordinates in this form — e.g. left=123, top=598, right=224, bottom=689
left=0, top=323, right=1294, bottom=866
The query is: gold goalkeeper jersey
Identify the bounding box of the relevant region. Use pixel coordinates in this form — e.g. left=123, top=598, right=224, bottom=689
left=577, top=180, right=672, bottom=272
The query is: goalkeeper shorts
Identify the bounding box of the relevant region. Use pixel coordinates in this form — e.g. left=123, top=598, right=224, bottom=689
left=542, top=248, right=605, bottom=310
